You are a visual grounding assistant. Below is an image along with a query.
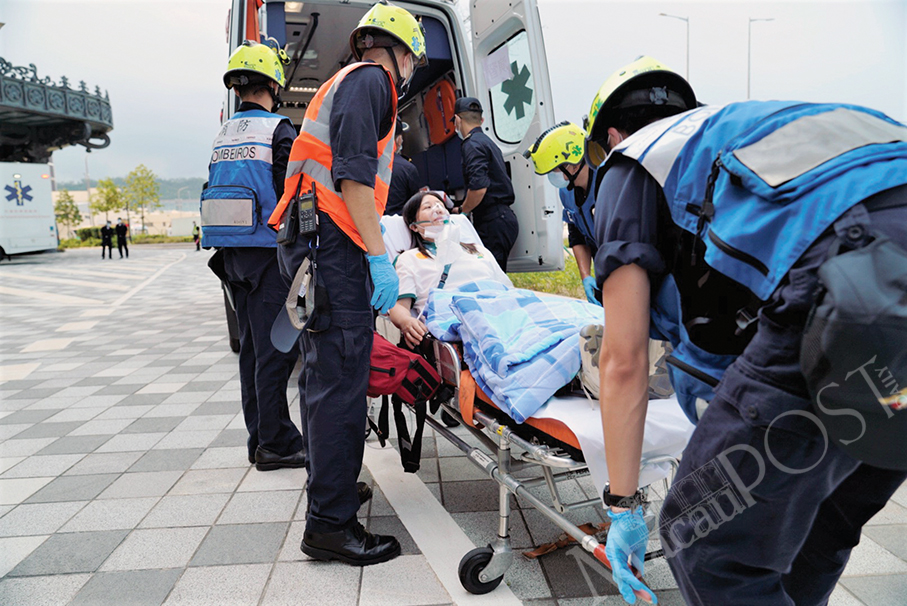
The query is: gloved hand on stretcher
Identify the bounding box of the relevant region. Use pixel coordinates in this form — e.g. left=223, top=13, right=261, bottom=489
left=583, top=276, right=601, bottom=306
left=368, top=253, right=399, bottom=315
left=606, top=508, right=657, bottom=604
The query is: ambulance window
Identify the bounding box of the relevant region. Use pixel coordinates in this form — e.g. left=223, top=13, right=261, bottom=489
left=485, top=31, right=535, bottom=145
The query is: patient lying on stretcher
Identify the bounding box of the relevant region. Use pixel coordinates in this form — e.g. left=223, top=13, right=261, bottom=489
left=387, top=191, right=513, bottom=348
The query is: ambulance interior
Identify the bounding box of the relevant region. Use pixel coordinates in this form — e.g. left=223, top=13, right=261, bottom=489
left=255, top=1, right=468, bottom=197
left=230, top=0, right=564, bottom=272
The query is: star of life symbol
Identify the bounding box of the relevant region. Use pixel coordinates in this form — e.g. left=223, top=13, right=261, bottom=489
left=4, top=180, right=32, bottom=206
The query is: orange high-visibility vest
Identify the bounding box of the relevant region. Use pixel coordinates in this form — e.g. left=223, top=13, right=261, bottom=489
left=268, top=62, right=398, bottom=250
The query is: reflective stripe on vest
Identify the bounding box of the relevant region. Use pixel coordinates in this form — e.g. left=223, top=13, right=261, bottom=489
left=610, top=101, right=907, bottom=299
left=268, top=63, right=397, bottom=250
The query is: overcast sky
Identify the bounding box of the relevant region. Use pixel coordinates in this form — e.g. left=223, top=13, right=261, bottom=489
left=2, top=0, right=904, bottom=185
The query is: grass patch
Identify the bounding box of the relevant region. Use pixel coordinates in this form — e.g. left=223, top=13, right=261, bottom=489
left=507, top=249, right=584, bottom=299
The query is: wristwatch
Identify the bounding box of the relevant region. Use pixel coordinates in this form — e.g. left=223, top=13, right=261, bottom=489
left=602, top=486, right=647, bottom=510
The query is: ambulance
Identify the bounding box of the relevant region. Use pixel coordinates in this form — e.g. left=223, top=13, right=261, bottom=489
left=0, top=162, right=58, bottom=260
left=224, top=0, right=563, bottom=271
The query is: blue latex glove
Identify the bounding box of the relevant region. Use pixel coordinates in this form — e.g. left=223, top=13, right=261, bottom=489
left=606, top=509, right=657, bottom=604
left=583, top=276, right=601, bottom=306
left=367, top=253, right=399, bottom=315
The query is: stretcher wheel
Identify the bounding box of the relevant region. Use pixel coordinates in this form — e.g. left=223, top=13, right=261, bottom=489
left=458, top=546, right=503, bottom=595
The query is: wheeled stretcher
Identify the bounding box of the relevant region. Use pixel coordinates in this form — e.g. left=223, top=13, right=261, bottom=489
left=373, top=316, right=693, bottom=596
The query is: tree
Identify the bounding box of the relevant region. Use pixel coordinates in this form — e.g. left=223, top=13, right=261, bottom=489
left=124, top=164, right=161, bottom=234
left=54, top=189, right=82, bottom=238
left=89, top=178, right=125, bottom=223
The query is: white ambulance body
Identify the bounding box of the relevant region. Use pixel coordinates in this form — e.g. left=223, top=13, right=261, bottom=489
left=0, top=162, right=58, bottom=258
left=225, top=0, right=563, bottom=272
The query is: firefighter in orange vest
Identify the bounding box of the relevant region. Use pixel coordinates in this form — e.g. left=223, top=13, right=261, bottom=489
left=268, top=1, right=427, bottom=566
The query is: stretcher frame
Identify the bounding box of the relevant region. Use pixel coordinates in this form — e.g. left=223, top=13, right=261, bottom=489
left=375, top=318, right=679, bottom=596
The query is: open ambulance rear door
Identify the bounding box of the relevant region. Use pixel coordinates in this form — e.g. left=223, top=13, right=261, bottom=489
left=469, top=0, right=562, bottom=271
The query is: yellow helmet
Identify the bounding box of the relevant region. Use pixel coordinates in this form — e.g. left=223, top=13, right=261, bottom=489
left=349, top=1, right=428, bottom=69
left=224, top=39, right=291, bottom=89
left=584, top=56, right=696, bottom=166
left=523, top=122, right=586, bottom=175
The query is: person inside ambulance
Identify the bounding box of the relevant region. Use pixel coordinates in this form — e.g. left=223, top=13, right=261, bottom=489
left=388, top=191, right=512, bottom=348
left=525, top=122, right=600, bottom=305
left=267, top=1, right=427, bottom=567
left=202, top=39, right=304, bottom=473
left=588, top=56, right=907, bottom=605
left=453, top=97, right=520, bottom=272
left=384, top=118, right=425, bottom=216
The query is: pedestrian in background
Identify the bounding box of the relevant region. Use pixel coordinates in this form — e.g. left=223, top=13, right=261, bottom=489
left=116, top=217, right=129, bottom=258
left=100, top=221, right=114, bottom=260
left=192, top=221, right=200, bottom=251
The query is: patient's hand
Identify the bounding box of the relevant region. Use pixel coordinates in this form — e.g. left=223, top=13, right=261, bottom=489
left=399, top=315, right=428, bottom=348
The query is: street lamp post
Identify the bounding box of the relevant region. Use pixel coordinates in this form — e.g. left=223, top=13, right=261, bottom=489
left=176, top=186, right=189, bottom=212
left=659, top=13, right=690, bottom=80
left=748, top=17, right=774, bottom=99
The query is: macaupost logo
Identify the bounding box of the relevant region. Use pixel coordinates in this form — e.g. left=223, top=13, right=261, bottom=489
left=4, top=178, right=33, bottom=207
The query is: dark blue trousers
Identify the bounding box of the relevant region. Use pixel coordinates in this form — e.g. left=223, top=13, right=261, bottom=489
left=659, top=193, right=907, bottom=605
left=473, top=203, right=519, bottom=272
left=298, top=214, right=373, bottom=533
left=223, top=247, right=302, bottom=459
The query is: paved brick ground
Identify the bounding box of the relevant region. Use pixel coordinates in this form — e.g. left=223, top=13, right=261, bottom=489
left=1, top=246, right=905, bottom=605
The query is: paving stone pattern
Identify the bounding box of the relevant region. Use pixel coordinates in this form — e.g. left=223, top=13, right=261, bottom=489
left=1, top=246, right=905, bottom=605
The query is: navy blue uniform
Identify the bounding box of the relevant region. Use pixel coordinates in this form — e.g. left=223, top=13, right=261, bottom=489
left=214, top=101, right=301, bottom=461
left=461, top=126, right=519, bottom=271
left=115, top=222, right=129, bottom=258
left=284, top=64, right=394, bottom=534
left=594, top=158, right=907, bottom=605
left=385, top=153, right=423, bottom=215
left=100, top=225, right=114, bottom=259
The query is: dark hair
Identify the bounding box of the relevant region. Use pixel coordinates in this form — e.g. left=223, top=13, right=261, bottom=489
left=401, top=191, right=477, bottom=257
left=612, top=104, right=684, bottom=136
left=457, top=110, right=483, bottom=124
left=235, top=78, right=273, bottom=99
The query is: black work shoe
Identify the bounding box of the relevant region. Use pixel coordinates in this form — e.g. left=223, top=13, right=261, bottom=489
left=248, top=452, right=255, bottom=465
left=254, top=446, right=306, bottom=471
left=357, top=482, right=373, bottom=505
left=301, top=522, right=401, bottom=566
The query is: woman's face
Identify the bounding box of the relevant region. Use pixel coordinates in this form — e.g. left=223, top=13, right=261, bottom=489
left=411, top=195, right=449, bottom=237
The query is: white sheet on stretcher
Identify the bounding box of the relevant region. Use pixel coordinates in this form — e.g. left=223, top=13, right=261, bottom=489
left=528, top=394, right=695, bottom=502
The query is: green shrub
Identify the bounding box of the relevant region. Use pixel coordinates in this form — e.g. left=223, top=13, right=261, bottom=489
left=75, top=227, right=103, bottom=241
left=130, top=234, right=194, bottom=244
left=59, top=237, right=101, bottom=248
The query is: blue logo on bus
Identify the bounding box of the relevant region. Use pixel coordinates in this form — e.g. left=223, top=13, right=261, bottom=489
left=4, top=180, right=33, bottom=206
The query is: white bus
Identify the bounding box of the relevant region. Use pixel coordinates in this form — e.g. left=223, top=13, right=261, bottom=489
left=0, top=161, right=58, bottom=259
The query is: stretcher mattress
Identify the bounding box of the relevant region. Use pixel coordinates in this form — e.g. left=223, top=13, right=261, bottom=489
left=462, top=370, right=695, bottom=500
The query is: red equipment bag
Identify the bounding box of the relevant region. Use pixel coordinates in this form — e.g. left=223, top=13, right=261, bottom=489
left=423, top=79, right=457, bottom=146
left=368, top=331, right=441, bottom=402
left=368, top=331, right=443, bottom=473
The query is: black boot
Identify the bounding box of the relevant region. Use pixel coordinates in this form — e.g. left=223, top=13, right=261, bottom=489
left=302, top=521, right=400, bottom=566
left=254, top=446, right=306, bottom=471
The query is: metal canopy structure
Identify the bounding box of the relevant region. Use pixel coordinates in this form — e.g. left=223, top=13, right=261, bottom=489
left=0, top=58, right=113, bottom=163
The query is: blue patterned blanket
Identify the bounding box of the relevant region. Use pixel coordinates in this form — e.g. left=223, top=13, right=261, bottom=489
left=423, top=281, right=603, bottom=423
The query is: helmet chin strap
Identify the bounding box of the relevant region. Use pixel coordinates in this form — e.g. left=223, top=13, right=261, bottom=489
left=559, top=165, right=580, bottom=192
left=384, top=47, right=411, bottom=100
left=267, top=84, right=282, bottom=112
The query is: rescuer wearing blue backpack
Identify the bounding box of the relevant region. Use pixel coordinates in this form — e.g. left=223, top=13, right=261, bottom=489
left=200, top=40, right=304, bottom=472
left=587, top=56, right=907, bottom=605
